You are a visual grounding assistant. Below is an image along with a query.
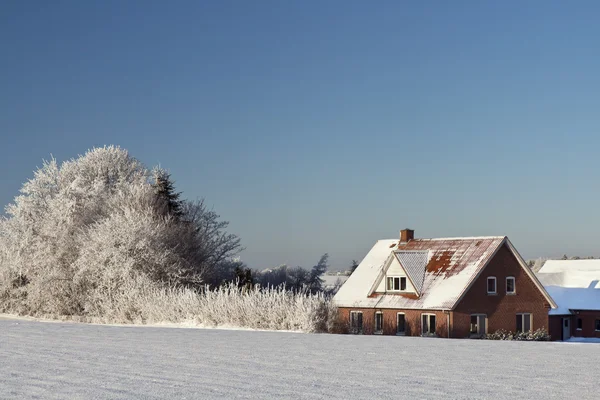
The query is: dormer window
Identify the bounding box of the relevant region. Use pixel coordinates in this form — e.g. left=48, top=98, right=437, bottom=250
left=387, top=276, right=407, bottom=291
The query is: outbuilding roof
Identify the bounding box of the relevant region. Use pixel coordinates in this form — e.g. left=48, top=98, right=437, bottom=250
left=537, top=260, right=600, bottom=315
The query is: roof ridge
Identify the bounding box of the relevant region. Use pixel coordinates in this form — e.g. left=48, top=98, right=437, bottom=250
left=409, top=236, right=505, bottom=241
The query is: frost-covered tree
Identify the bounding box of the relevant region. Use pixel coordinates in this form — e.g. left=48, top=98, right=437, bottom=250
left=0, top=146, right=242, bottom=316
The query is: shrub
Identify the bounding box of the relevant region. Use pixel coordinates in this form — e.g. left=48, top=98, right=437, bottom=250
left=483, top=328, right=550, bottom=341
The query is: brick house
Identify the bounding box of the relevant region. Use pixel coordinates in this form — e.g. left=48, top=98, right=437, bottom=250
left=537, top=260, right=600, bottom=341
left=333, top=229, right=557, bottom=338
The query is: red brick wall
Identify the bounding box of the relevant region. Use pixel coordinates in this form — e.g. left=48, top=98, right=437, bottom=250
left=453, top=243, right=552, bottom=338
left=572, top=311, right=600, bottom=338
left=337, top=307, right=450, bottom=337
left=548, top=315, right=565, bottom=341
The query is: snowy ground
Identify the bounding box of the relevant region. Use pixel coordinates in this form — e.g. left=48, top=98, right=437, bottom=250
left=1, top=318, right=598, bottom=399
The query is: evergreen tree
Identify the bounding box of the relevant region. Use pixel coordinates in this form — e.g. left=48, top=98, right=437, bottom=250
left=308, top=253, right=328, bottom=293
left=350, top=259, right=359, bottom=274
left=152, top=168, right=183, bottom=219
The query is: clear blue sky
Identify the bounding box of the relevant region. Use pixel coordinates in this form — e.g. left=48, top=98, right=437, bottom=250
left=2, top=1, right=600, bottom=270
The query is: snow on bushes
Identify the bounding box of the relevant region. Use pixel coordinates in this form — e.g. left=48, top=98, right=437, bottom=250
left=0, top=146, right=335, bottom=332
left=483, top=328, right=551, bottom=341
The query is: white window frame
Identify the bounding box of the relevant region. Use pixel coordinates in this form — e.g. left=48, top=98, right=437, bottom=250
left=470, top=314, right=487, bottom=337
left=516, top=313, right=532, bottom=333
left=386, top=276, right=407, bottom=292
left=506, top=276, right=516, bottom=295
left=396, top=312, right=406, bottom=336
left=374, top=311, right=383, bottom=335
left=487, top=276, right=497, bottom=295
left=421, top=313, right=437, bottom=336
left=350, top=311, right=363, bottom=334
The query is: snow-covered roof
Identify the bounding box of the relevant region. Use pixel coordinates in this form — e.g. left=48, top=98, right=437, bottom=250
left=334, top=236, right=508, bottom=310
left=537, top=260, right=600, bottom=315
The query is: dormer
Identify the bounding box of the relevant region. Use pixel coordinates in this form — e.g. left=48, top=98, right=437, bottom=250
left=371, top=250, right=429, bottom=297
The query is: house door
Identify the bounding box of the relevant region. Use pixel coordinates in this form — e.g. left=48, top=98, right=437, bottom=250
left=562, top=318, right=570, bottom=341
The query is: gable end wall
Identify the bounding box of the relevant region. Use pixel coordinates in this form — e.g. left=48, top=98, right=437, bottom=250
left=453, top=243, right=551, bottom=338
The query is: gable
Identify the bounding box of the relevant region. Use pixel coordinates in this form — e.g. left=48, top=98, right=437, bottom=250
left=455, top=243, right=553, bottom=312
left=454, top=240, right=557, bottom=310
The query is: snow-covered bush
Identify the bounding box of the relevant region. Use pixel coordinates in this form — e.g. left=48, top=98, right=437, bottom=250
left=483, top=328, right=550, bottom=341
left=60, top=278, right=337, bottom=333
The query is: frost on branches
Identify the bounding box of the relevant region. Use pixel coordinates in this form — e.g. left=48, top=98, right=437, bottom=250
left=0, top=146, right=245, bottom=318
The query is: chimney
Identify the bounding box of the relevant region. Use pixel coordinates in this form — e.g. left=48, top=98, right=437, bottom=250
left=400, top=228, right=414, bottom=243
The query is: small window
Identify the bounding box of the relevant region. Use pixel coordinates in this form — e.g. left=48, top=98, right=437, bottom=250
left=577, top=318, right=583, bottom=331
left=397, top=313, right=406, bottom=335
left=470, top=314, right=487, bottom=336
left=350, top=311, right=363, bottom=334
left=422, top=314, right=436, bottom=336
left=487, top=277, right=497, bottom=294
left=374, top=312, right=383, bottom=334
left=595, top=319, right=600, bottom=332
left=386, top=276, right=407, bottom=291
left=506, top=277, right=515, bottom=294
left=516, top=313, right=532, bottom=332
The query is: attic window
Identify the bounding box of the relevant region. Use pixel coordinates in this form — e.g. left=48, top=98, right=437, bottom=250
left=487, top=277, right=497, bottom=295
left=387, top=276, right=407, bottom=291
left=506, top=277, right=515, bottom=294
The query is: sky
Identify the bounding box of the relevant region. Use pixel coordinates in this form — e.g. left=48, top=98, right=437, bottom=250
left=2, top=1, right=600, bottom=270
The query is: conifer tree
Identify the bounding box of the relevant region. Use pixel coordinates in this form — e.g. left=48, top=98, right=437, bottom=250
left=152, top=168, right=183, bottom=219
left=308, top=253, right=328, bottom=293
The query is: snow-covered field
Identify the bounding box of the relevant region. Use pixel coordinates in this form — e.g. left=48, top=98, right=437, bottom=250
left=1, top=318, right=597, bottom=399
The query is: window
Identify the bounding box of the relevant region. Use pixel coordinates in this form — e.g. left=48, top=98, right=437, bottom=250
left=350, top=311, right=363, bottom=334
left=506, top=277, right=515, bottom=294
left=422, top=314, right=436, bottom=336
left=470, top=314, right=487, bottom=336
left=487, top=277, right=497, bottom=294
left=375, top=312, right=383, bottom=334
left=595, top=319, right=600, bottom=332
left=386, top=276, right=407, bottom=291
left=516, top=313, right=532, bottom=332
left=397, top=313, right=406, bottom=335
left=577, top=318, right=583, bottom=331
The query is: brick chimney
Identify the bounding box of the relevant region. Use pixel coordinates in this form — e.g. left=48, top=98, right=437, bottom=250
left=400, top=229, right=414, bottom=243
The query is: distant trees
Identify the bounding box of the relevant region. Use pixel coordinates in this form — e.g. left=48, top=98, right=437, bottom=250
left=252, top=253, right=330, bottom=293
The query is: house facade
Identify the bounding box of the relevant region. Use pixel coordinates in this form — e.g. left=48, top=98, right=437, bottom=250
left=537, top=260, right=600, bottom=341
left=333, top=230, right=557, bottom=339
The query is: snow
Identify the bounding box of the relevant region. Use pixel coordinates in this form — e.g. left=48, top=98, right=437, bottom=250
left=1, top=318, right=598, bottom=399
left=537, top=260, right=600, bottom=315
left=538, top=259, right=600, bottom=274
left=566, top=337, right=600, bottom=344
left=321, top=275, right=348, bottom=289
